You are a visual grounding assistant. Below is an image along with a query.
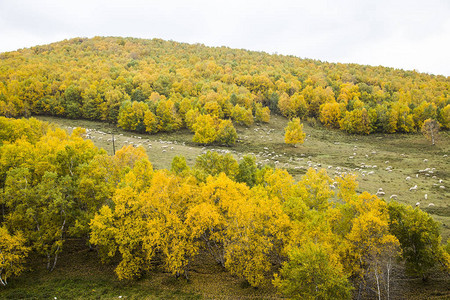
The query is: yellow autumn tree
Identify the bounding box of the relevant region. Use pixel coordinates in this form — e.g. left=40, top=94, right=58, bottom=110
left=0, top=227, right=30, bottom=286
left=192, top=114, right=217, bottom=144
left=254, top=103, right=270, bottom=123
left=284, top=118, right=306, bottom=147
left=320, top=102, right=341, bottom=128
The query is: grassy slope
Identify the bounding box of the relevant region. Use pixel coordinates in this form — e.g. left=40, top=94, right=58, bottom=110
left=36, top=115, right=450, bottom=240
left=4, top=115, right=446, bottom=299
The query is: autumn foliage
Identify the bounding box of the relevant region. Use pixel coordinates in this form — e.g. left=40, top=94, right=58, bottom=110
left=0, top=113, right=449, bottom=298
left=0, top=36, right=447, bottom=144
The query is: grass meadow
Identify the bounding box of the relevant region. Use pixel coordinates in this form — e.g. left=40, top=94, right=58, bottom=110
left=37, top=115, right=450, bottom=241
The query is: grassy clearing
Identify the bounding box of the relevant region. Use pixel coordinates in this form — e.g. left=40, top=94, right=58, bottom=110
left=38, top=115, right=450, bottom=242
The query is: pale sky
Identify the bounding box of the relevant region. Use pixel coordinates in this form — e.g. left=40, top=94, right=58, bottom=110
left=1, top=0, right=449, bottom=76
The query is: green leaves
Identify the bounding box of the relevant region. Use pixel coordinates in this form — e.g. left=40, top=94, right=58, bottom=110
left=274, top=242, right=353, bottom=300
left=388, top=201, right=450, bottom=280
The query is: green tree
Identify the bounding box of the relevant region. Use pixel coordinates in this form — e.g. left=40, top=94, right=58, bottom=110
left=194, top=151, right=238, bottom=180
left=388, top=201, right=450, bottom=281
left=171, top=155, right=189, bottom=175
left=231, top=104, right=253, bottom=127
left=216, top=119, right=237, bottom=146
left=236, top=155, right=257, bottom=187
left=273, top=242, right=353, bottom=300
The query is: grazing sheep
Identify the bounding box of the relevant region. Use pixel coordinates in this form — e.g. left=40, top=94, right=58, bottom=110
left=409, top=185, right=418, bottom=191
left=376, top=188, right=385, bottom=196
left=415, top=202, right=420, bottom=207
left=390, top=195, right=398, bottom=199
left=424, top=194, right=428, bottom=200
left=405, top=176, right=411, bottom=181
left=439, top=186, right=445, bottom=189
left=428, top=203, right=435, bottom=207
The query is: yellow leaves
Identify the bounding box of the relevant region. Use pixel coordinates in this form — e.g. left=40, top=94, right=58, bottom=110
left=335, top=173, right=358, bottom=202
left=284, top=118, right=306, bottom=146
left=192, top=114, right=217, bottom=144
left=297, top=168, right=333, bottom=211
left=186, top=202, right=222, bottom=239
left=231, top=104, right=254, bottom=127
left=254, top=103, right=270, bottom=123
left=117, top=101, right=152, bottom=133
left=439, top=104, right=450, bottom=129
left=319, top=101, right=341, bottom=128
left=90, top=170, right=202, bottom=279
left=0, top=227, right=30, bottom=285
left=339, top=108, right=372, bottom=135
left=113, top=144, right=148, bottom=171
left=344, top=209, right=400, bottom=278
left=192, top=114, right=237, bottom=146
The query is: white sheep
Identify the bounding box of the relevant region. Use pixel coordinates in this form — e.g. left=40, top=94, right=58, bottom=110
left=409, top=185, right=418, bottom=191
left=405, top=176, right=411, bottom=181
left=390, top=195, right=398, bottom=199
left=415, top=202, right=420, bottom=207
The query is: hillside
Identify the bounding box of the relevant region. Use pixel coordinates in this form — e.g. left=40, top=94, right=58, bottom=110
left=0, top=37, right=449, bottom=299
left=0, top=36, right=449, bottom=139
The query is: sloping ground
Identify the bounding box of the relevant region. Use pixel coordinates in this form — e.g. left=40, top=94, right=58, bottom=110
left=37, top=115, right=450, bottom=242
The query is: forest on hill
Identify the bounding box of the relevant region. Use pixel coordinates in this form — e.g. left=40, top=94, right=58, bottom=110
left=0, top=37, right=449, bottom=299
left=0, top=36, right=449, bottom=144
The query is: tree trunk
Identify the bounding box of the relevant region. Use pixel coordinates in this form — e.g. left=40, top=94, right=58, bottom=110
left=375, top=268, right=381, bottom=300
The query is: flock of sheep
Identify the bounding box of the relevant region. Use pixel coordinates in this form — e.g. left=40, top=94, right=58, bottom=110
left=69, top=125, right=447, bottom=210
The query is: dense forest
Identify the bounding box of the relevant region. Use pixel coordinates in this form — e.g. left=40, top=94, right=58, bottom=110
left=0, top=37, right=449, bottom=144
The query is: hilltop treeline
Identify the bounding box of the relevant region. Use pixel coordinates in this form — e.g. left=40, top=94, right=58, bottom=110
left=1, top=117, right=449, bottom=298
left=0, top=37, right=448, bottom=139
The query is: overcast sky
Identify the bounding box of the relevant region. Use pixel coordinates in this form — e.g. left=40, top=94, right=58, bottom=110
left=1, top=0, right=449, bottom=76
